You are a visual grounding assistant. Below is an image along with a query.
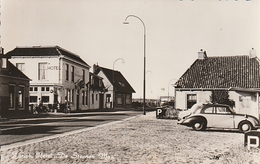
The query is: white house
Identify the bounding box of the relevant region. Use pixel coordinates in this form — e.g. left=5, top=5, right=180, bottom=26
left=174, top=49, right=260, bottom=120
left=93, top=64, right=135, bottom=109
left=6, top=46, right=90, bottom=111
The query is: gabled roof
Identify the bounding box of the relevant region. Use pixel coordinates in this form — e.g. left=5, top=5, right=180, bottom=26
left=94, top=66, right=135, bottom=93
left=175, top=55, right=260, bottom=89
left=5, top=46, right=90, bottom=67
left=0, top=60, right=30, bottom=81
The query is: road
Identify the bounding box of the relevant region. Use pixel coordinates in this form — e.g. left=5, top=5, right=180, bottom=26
left=0, top=110, right=144, bottom=146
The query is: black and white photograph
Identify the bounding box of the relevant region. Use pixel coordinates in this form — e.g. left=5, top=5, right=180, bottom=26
left=1, top=0, right=260, bottom=163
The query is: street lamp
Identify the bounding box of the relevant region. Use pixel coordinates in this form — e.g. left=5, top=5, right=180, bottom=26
left=124, top=15, right=146, bottom=115
left=112, top=58, right=125, bottom=108
left=113, top=58, right=125, bottom=79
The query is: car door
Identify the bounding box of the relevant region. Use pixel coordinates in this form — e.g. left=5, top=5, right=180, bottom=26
left=200, top=106, right=215, bottom=127
left=211, top=106, right=234, bottom=128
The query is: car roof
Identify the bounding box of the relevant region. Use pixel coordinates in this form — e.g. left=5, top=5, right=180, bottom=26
left=202, top=103, right=230, bottom=107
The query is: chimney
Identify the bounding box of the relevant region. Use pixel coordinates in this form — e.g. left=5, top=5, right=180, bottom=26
left=0, top=47, right=3, bottom=55
left=93, top=63, right=99, bottom=73
left=249, top=48, right=257, bottom=58
left=198, top=49, right=207, bottom=59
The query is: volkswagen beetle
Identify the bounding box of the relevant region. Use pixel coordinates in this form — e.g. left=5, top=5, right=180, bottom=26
left=177, top=103, right=260, bottom=133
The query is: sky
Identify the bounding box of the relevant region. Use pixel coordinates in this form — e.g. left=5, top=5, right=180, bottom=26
left=1, top=0, right=260, bottom=99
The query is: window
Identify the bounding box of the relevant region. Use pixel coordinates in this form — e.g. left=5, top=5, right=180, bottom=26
left=216, top=107, right=230, bottom=114
left=65, top=64, right=69, bottom=81
left=96, top=94, right=98, bottom=101
left=106, top=94, right=111, bottom=103
left=65, top=89, right=68, bottom=101
left=99, top=79, right=102, bottom=87
left=9, top=85, right=15, bottom=109
left=30, top=96, right=37, bottom=103
left=117, top=94, right=122, bottom=105
left=82, top=69, right=85, bottom=82
left=38, top=63, right=47, bottom=80
left=85, top=91, right=88, bottom=105
left=92, top=94, right=94, bottom=104
left=71, top=89, right=74, bottom=104
left=71, top=66, right=74, bottom=82
left=82, top=91, right=85, bottom=105
left=42, top=96, right=49, bottom=103
left=126, top=94, right=131, bottom=104
left=34, top=87, right=38, bottom=91
left=16, top=63, right=25, bottom=72
left=41, top=87, right=45, bottom=91
left=187, top=94, right=197, bottom=109
left=91, top=76, right=94, bottom=85
left=18, top=86, right=25, bottom=108
left=203, top=107, right=214, bottom=114
left=46, top=87, right=50, bottom=91
left=67, top=89, right=71, bottom=102
left=30, top=87, right=33, bottom=91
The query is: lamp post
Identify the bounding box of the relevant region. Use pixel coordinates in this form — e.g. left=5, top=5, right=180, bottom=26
left=112, top=58, right=125, bottom=109
left=113, top=58, right=125, bottom=81
left=124, top=15, right=146, bottom=115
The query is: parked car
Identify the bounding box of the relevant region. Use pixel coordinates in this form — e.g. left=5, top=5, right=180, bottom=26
left=177, top=103, right=203, bottom=121
left=177, top=103, right=260, bottom=133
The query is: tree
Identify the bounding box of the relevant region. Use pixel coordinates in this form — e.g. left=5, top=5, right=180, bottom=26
left=210, top=90, right=235, bottom=108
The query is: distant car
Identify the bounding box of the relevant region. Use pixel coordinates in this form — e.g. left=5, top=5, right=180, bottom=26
left=177, top=103, right=260, bottom=133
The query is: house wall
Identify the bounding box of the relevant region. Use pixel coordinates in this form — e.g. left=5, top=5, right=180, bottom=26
left=176, top=89, right=259, bottom=119
left=229, top=91, right=258, bottom=117
left=97, top=71, right=114, bottom=108
left=88, top=90, right=100, bottom=109
left=9, top=56, right=90, bottom=111
left=175, top=90, right=211, bottom=110
left=60, top=58, right=89, bottom=111
left=0, top=76, right=30, bottom=117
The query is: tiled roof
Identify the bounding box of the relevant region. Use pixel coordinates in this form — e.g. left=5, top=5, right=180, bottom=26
left=0, top=60, right=30, bottom=80
left=175, top=55, right=260, bottom=89
left=5, top=46, right=90, bottom=67
left=95, top=66, right=135, bottom=93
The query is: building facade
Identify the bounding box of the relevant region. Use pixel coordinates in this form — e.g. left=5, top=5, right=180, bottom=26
left=87, top=72, right=106, bottom=109
left=0, top=52, right=30, bottom=117
left=6, top=46, right=90, bottom=111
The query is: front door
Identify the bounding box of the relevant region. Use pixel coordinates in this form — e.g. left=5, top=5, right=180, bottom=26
left=99, top=94, right=104, bottom=109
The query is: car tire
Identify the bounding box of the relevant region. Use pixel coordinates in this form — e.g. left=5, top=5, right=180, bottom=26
left=192, top=121, right=206, bottom=131
left=239, top=121, right=252, bottom=133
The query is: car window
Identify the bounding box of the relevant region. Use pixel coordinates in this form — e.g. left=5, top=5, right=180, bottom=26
left=202, top=107, right=214, bottom=114
left=216, top=107, right=231, bottom=114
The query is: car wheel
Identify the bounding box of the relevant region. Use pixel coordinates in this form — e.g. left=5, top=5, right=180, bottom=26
left=239, top=121, right=252, bottom=133
left=192, top=121, right=206, bottom=131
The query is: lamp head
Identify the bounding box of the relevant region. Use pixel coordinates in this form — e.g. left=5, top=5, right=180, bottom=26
left=123, top=22, right=129, bottom=25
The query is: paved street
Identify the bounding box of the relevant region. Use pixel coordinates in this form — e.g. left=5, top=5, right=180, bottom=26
left=0, top=110, right=143, bottom=146
left=1, top=111, right=259, bottom=164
